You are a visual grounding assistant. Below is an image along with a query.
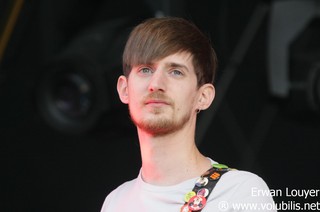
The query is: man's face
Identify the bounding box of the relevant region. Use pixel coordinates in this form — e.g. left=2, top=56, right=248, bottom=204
left=119, top=52, right=201, bottom=135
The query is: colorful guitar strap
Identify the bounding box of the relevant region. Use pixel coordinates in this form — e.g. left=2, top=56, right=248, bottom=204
left=180, top=164, right=233, bottom=212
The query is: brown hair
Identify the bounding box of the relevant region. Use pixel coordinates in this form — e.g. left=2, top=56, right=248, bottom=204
left=122, top=17, right=218, bottom=86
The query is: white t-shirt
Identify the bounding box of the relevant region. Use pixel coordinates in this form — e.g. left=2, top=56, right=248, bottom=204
left=101, top=160, right=276, bottom=212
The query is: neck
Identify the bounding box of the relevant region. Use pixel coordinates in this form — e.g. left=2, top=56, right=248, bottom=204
left=137, top=121, right=211, bottom=186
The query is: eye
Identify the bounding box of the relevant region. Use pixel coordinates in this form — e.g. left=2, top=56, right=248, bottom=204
left=139, top=67, right=153, bottom=75
left=170, top=69, right=183, bottom=76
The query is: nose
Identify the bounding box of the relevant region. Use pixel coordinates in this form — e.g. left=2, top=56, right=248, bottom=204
left=148, top=69, right=166, bottom=92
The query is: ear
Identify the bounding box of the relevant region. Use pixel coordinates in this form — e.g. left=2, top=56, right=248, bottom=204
left=117, top=75, right=129, bottom=104
left=197, top=84, right=215, bottom=111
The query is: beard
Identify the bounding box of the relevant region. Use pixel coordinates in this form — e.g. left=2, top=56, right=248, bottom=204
left=130, top=109, right=191, bottom=136
left=128, top=93, right=191, bottom=136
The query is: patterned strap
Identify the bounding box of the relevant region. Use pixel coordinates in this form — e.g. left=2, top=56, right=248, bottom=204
left=180, top=164, right=231, bottom=212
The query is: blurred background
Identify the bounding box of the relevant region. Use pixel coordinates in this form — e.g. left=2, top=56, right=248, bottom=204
left=1, top=0, right=320, bottom=211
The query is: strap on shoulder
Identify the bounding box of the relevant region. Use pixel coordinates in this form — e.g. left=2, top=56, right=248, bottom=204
left=180, top=164, right=232, bottom=212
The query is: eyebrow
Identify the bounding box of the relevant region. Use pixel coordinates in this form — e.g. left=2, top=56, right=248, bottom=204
left=164, top=62, right=190, bottom=72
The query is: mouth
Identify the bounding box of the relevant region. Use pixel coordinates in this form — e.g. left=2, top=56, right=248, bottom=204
left=145, top=99, right=170, bottom=106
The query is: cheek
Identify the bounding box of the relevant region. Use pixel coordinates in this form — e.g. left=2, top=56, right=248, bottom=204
left=175, top=91, right=198, bottom=112
left=127, top=88, right=144, bottom=112
left=128, top=93, right=140, bottom=110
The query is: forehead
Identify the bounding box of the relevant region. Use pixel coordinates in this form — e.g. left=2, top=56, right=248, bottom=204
left=148, top=51, right=194, bottom=70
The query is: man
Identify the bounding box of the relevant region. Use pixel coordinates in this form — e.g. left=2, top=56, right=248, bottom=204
left=101, top=17, right=276, bottom=211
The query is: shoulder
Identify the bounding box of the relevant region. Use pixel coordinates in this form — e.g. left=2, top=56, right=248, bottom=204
left=221, top=169, right=268, bottom=188
left=203, top=169, right=276, bottom=211
left=106, top=178, right=137, bottom=199
left=211, top=169, right=274, bottom=202
left=100, top=178, right=137, bottom=211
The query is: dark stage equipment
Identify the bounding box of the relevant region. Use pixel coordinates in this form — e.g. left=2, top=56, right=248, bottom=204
left=197, top=0, right=320, bottom=145
left=36, top=18, right=132, bottom=134
left=268, top=0, right=320, bottom=113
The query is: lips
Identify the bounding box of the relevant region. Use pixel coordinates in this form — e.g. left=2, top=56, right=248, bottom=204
left=145, top=99, right=170, bottom=105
